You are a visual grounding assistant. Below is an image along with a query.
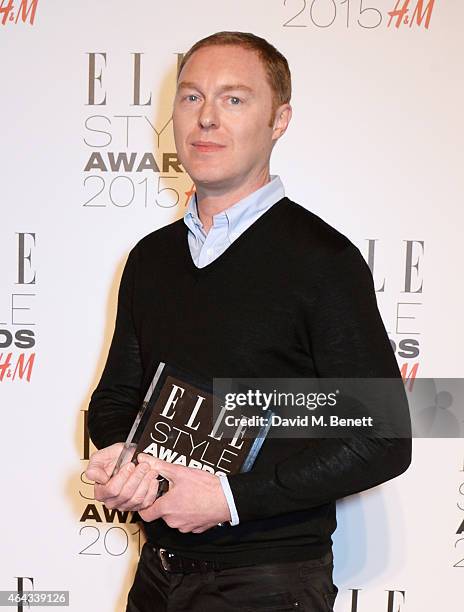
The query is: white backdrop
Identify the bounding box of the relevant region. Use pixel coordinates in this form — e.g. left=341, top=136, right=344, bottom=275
left=1, top=1, right=463, bottom=610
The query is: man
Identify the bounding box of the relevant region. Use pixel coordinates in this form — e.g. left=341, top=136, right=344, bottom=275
left=86, top=31, right=411, bottom=611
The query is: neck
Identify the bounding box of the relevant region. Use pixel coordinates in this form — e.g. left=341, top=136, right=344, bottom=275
left=195, top=169, right=271, bottom=233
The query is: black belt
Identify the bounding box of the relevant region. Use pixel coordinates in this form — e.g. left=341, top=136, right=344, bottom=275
left=154, top=547, right=224, bottom=574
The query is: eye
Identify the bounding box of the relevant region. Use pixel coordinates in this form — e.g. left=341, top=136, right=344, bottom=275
left=228, top=96, right=242, bottom=105
left=185, top=94, right=199, bottom=102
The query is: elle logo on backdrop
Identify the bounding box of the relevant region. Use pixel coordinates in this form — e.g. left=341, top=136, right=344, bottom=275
left=82, top=51, right=194, bottom=210
left=0, top=233, right=36, bottom=382
left=366, top=238, right=424, bottom=385
left=348, top=589, right=406, bottom=611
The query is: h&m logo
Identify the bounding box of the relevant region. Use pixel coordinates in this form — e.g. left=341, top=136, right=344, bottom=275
left=0, top=0, right=39, bottom=26
left=387, top=0, right=435, bottom=29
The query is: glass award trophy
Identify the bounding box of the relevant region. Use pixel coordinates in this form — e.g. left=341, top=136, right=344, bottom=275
left=112, top=362, right=272, bottom=499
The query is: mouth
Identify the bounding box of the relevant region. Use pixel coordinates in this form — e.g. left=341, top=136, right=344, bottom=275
left=191, top=141, right=226, bottom=153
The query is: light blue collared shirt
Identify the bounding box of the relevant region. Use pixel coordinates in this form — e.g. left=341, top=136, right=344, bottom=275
left=183, top=175, right=285, bottom=526
left=184, top=175, right=285, bottom=269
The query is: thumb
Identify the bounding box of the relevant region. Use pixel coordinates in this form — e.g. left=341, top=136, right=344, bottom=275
left=156, top=460, right=189, bottom=483
left=137, top=457, right=184, bottom=483
left=139, top=497, right=166, bottom=522
left=85, top=464, right=111, bottom=485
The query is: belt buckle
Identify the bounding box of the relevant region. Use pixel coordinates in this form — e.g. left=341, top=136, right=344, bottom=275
left=158, top=548, right=172, bottom=572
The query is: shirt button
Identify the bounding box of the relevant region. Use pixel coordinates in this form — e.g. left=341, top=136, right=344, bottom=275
left=206, top=248, right=213, bottom=256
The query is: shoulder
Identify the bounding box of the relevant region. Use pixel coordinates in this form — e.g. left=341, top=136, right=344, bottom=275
left=278, top=197, right=358, bottom=262
left=128, top=218, right=185, bottom=263
left=278, top=200, right=376, bottom=301
left=275, top=199, right=373, bottom=286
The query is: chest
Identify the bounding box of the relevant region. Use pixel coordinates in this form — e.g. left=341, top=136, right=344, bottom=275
left=133, top=256, right=317, bottom=378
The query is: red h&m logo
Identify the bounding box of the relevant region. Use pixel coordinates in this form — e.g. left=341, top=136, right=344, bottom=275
left=387, top=0, right=436, bottom=29
left=0, top=0, right=39, bottom=26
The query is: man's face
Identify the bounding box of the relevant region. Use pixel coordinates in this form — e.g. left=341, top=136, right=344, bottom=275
left=173, top=44, right=290, bottom=193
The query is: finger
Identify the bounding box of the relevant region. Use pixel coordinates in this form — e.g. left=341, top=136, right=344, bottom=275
left=136, top=454, right=162, bottom=471
left=138, top=506, right=155, bottom=522
left=86, top=443, right=129, bottom=484
left=137, top=455, right=185, bottom=481
left=89, top=442, right=125, bottom=466
left=113, top=461, right=155, bottom=505
left=138, top=497, right=165, bottom=522
left=122, top=470, right=158, bottom=511
left=151, top=460, right=185, bottom=483
left=106, top=442, right=125, bottom=453
left=94, top=461, right=136, bottom=502
left=137, top=455, right=174, bottom=480
left=139, top=472, right=160, bottom=509
left=85, top=465, right=111, bottom=485
left=95, top=483, right=119, bottom=505
left=110, top=445, right=136, bottom=474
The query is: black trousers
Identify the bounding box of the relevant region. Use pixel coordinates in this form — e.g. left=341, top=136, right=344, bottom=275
left=126, top=543, right=338, bottom=612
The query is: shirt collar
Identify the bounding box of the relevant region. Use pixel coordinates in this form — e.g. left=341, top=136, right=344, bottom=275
left=184, top=175, right=285, bottom=237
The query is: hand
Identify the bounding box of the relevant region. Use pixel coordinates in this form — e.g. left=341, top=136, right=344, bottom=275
left=85, top=443, right=160, bottom=511
left=136, top=457, right=232, bottom=533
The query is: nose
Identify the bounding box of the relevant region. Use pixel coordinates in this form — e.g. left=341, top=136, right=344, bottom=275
left=198, top=100, right=219, bottom=129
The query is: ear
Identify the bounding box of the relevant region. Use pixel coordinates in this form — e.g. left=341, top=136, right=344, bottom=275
left=271, top=103, right=292, bottom=142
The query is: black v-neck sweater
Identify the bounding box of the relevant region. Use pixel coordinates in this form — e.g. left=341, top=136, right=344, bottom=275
left=88, top=197, right=411, bottom=566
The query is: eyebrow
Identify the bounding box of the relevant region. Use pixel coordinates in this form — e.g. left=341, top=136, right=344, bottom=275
left=177, top=81, right=254, bottom=95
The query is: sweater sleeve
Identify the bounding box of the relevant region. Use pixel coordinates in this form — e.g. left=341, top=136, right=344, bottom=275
left=227, top=244, right=412, bottom=521
left=87, top=246, right=143, bottom=450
